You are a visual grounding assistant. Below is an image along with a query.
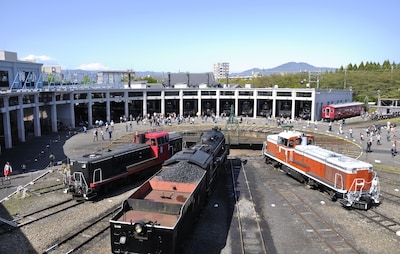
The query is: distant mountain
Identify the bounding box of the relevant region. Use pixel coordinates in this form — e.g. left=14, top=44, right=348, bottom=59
left=60, top=69, right=166, bottom=80
left=231, top=62, right=336, bottom=77
left=60, top=62, right=337, bottom=81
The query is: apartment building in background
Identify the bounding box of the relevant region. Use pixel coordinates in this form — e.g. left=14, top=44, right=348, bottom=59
left=213, top=62, right=229, bottom=79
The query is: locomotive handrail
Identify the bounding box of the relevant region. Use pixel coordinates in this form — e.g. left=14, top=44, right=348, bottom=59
left=349, top=178, right=365, bottom=192
left=72, top=172, right=89, bottom=194
left=333, top=173, right=344, bottom=190
left=92, top=168, right=103, bottom=184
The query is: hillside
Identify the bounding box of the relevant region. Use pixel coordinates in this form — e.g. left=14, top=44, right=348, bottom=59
left=226, top=68, right=400, bottom=103
left=60, top=61, right=399, bottom=104
left=231, top=62, right=336, bottom=76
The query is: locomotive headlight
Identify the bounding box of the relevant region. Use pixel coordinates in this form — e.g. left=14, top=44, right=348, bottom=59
left=134, top=221, right=145, bottom=234
left=134, top=224, right=143, bottom=234
left=119, top=236, right=126, bottom=244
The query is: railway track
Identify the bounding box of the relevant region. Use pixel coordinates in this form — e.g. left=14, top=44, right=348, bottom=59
left=29, top=182, right=66, bottom=195
left=353, top=209, right=400, bottom=235
left=0, top=198, right=83, bottom=235
left=380, top=190, right=400, bottom=205
left=13, top=199, right=83, bottom=227
left=276, top=189, right=359, bottom=253
left=43, top=205, right=120, bottom=254
left=229, top=158, right=267, bottom=254
left=253, top=160, right=360, bottom=253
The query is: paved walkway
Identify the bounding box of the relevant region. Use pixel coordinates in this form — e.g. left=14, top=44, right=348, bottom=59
left=304, top=117, right=400, bottom=169
left=1, top=116, right=399, bottom=201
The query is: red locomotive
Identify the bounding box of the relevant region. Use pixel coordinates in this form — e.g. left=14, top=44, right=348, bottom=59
left=110, top=127, right=229, bottom=253
left=322, top=102, right=365, bottom=121
left=67, top=130, right=183, bottom=199
left=262, top=126, right=380, bottom=210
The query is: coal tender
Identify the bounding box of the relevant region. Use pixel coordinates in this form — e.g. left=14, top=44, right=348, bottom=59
left=110, top=127, right=229, bottom=254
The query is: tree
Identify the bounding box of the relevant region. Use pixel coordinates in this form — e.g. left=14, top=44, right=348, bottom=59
left=382, top=60, right=391, bottom=69
left=364, top=96, right=370, bottom=112
left=359, top=61, right=365, bottom=70
left=48, top=73, right=55, bottom=83
left=82, top=74, right=91, bottom=84
left=347, top=63, right=354, bottom=70
left=141, top=76, right=158, bottom=83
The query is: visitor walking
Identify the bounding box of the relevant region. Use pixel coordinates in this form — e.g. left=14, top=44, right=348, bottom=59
left=392, top=140, right=398, bottom=157
left=367, top=136, right=373, bottom=152
left=101, top=129, right=105, bottom=140
left=3, top=161, right=12, bottom=180
left=376, top=133, right=381, bottom=145
left=93, top=128, right=98, bottom=141
left=49, top=153, right=55, bottom=167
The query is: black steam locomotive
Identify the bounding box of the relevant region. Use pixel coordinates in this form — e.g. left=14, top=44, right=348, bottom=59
left=110, top=127, right=229, bottom=253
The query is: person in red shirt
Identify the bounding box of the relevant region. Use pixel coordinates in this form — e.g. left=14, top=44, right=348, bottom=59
left=3, top=161, right=12, bottom=180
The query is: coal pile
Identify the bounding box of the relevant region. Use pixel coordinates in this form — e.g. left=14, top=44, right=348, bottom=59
left=158, top=161, right=205, bottom=183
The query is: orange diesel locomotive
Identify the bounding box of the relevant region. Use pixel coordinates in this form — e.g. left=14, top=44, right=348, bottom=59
left=262, top=126, right=380, bottom=210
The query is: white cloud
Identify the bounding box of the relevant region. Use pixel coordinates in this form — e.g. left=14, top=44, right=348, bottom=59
left=76, top=63, right=109, bottom=71
left=22, top=54, right=56, bottom=63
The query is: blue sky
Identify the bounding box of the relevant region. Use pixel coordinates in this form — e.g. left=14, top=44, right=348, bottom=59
left=1, top=0, right=399, bottom=73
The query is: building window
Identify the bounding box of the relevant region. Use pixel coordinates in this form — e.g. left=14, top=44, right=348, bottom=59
left=128, top=92, right=142, bottom=97
left=258, top=91, right=272, bottom=96
left=296, top=92, right=312, bottom=97
left=201, top=91, right=216, bottom=96
left=0, top=71, right=9, bottom=88
left=277, top=92, right=292, bottom=97
left=220, top=91, right=234, bottom=96
left=239, top=91, right=253, bottom=96
left=9, top=96, right=19, bottom=106
left=148, top=92, right=161, bottom=96
left=165, top=91, right=179, bottom=96
left=183, top=91, right=197, bottom=96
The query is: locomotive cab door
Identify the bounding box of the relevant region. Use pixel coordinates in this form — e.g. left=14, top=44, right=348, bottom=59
left=148, top=138, right=159, bottom=159
left=156, top=137, right=172, bottom=162
left=93, top=168, right=103, bottom=184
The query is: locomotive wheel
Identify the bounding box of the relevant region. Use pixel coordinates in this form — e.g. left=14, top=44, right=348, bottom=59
left=273, top=162, right=281, bottom=169
left=328, top=190, right=337, bottom=201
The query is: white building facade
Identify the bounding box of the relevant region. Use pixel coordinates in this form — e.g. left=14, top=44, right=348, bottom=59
left=0, top=52, right=354, bottom=150
left=213, top=62, right=230, bottom=79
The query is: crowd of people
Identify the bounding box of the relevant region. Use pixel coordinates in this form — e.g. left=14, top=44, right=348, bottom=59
left=3, top=113, right=399, bottom=183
